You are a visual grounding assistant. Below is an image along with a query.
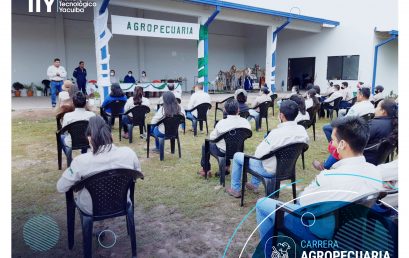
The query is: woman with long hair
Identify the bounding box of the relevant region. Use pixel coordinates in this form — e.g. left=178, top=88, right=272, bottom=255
left=101, top=83, right=127, bottom=123
left=290, top=94, right=310, bottom=122
left=150, top=91, right=185, bottom=152
left=121, top=86, right=151, bottom=139
left=305, top=88, right=320, bottom=110
left=57, top=116, right=142, bottom=215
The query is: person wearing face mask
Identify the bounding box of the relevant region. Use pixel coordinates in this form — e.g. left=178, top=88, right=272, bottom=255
left=255, top=116, right=383, bottom=246
left=110, top=69, right=118, bottom=84
left=140, top=70, right=150, bottom=83
left=56, top=116, right=142, bottom=215
left=124, top=70, right=136, bottom=84
left=226, top=100, right=309, bottom=197
left=371, top=85, right=385, bottom=103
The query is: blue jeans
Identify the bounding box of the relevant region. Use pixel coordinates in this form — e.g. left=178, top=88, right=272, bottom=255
left=151, top=126, right=165, bottom=150
left=230, top=152, right=273, bottom=191
left=322, top=123, right=332, bottom=142
left=50, top=80, right=63, bottom=105
left=323, top=154, right=338, bottom=169
left=248, top=109, right=260, bottom=129
left=184, top=111, right=196, bottom=130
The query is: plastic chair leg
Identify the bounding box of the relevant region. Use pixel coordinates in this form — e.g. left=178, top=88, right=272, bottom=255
left=199, top=121, right=203, bottom=131
left=218, top=157, right=226, bottom=186
left=205, top=121, right=209, bottom=135
left=66, top=193, right=75, bottom=250
left=128, top=125, right=134, bottom=144
left=57, top=137, right=62, bottom=170
left=170, top=139, right=175, bottom=154
left=291, top=179, right=297, bottom=204
left=177, top=137, right=182, bottom=158
left=193, top=120, right=197, bottom=136
left=66, top=149, right=73, bottom=168
left=159, top=138, right=165, bottom=161
left=80, top=215, right=94, bottom=258
left=266, top=117, right=269, bottom=132
left=127, top=206, right=137, bottom=257
left=301, top=152, right=305, bottom=170
left=313, top=124, right=316, bottom=141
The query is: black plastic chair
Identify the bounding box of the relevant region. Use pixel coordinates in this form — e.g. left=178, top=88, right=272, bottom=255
left=252, top=101, right=272, bottom=132
left=239, top=111, right=251, bottom=119
left=296, top=120, right=312, bottom=170
left=185, top=103, right=212, bottom=136
left=323, top=96, right=343, bottom=120
left=147, top=114, right=185, bottom=161
left=270, top=94, right=278, bottom=116
left=364, top=139, right=397, bottom=165
left=100, top=100, right=126, bottom=140
left=240, top=142, right=309, bottom=206
left=306, top=106, right=319, bottom=141
left=204, top=128, right=252, bottom=186
left=361, top=113, right=375, bottom=121
left=119, top=105, right=151, bottom=143
left=42, top=79, right=50, bottom=96
left=65, top=169, right=144, bottom=258
left=373, top=98, right=384, bottom=108
left=268, top=191, right=397, bottom=257
left=214, top=96, right=234, bottom=127
left=56, top=120, right=89, bottom=170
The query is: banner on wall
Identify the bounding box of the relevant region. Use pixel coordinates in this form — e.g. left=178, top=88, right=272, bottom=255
left=111, top=15, right=200, bottom=40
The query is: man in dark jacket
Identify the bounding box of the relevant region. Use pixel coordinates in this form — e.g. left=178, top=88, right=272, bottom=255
left=73, top=61, right=87, bottom=94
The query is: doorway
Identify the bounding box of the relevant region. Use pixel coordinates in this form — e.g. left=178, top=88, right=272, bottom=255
left=287, top=57, right=316, bottom=91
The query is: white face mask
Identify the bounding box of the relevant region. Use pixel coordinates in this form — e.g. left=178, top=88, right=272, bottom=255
left=110, top=73, right=114, bottom=76
left=128, top=73, right=132, bottom=77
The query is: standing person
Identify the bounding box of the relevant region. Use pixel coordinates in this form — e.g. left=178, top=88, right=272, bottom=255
left=73, top=61, right=87, bottom=95
left=47, top=58, right=67, bottom=107
left=124, top=71, right=136, bottom=84
left=110, top=69, right=118, bottom=84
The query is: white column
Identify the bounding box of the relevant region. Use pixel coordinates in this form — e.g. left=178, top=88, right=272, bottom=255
left=265, top=26, right=273, bottom=92
left=137, top=9, right=145, bottom=77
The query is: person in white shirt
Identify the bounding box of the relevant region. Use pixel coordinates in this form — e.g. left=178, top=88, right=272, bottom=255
left=198, top=99, right=251, bottom=177
left=227, top=100, right=309, bottom=197
left=339, top=87, right=375, bottom=117
left=110, top=69, right=118, bottom=84
left=255, top=116, right=384, bottom=244
left=185, top=84, right=211, bottom=132
left=121, top=86, right=151, bottom=139
left=60, top=92, right=96, bottom=154
left=158, top=83, right=182, bottom=106
left=58, top=80, right=73, bottom=104
left=305, top=88, right=320, bottom=111
left=140, top=70, right=150, bottom=83
left=249, top=86, right=271, bottom=130
left=320, top=84, right=343, bottom=118
left=57, top=116, right=142, bottom=215
left=150, top=91, right=185, bottom=153
left=290, top=94, right=310, bottom=123
left=47, top=58, right=67, bottom=107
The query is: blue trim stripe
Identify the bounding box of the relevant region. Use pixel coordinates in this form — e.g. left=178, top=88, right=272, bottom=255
left=101, top=64, right=108, bottom=70
left=99, top=30, right=106, bottom=39
left=185, top=0, right=339, bottom=26
left=101, top=46, right=107, bottom=59
left=99, top=0, right=111, bottom=15
left=102, top=74, right=108, bottom=78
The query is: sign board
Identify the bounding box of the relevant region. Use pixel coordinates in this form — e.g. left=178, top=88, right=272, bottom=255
left=111, top=15, right=200, bottom=40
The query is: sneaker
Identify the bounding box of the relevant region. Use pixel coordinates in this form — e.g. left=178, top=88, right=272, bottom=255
left=198, top=168, right=212, bottom=178
left=245, top=182, right=259, bottom=193
left=140, top=133, right=147, bottom=139
left=312, top=160, right=325, bottom=171
left=52, top=104, right=56, bottom=108
left=122, top=132, right=129, bottom=139
left=226, top=187, right=241, bottom=198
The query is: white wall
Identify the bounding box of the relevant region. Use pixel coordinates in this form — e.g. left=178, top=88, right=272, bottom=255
left=375, top=38, right=398, bottom=95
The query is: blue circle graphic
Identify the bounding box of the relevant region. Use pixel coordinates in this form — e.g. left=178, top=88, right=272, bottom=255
left=23, top=215, right=60, bottom=252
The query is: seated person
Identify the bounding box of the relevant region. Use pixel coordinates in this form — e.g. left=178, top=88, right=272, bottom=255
left=198, top=99, right=251, bottom=177
left=364, top=98, right=398, bottom=165
left=314, top=98, right=398, bottom=169
left=223, top=89, right=249, bottom=119
left=226, top=100, right=309, bottom=197
left=290, top=94, right=310, bottom=123
left=377, top=160, right=398, bottom=208
left=101, top=83, right=127, bottom=124
left=55, top=81, right=77, bottom=122
left=150, top=91, right=185, bottom=153
left=248, top=86, right=271, bottom=130
left=123, top=71, right=136, bottom=84
left=57, top=116, right=142, bottom=215
left=313, top=85, right=321, bottom=98
left=158, top=83, right=182, bottom=106
left=371, top=85, right=385, bottom=103
left=320, top=84, right=343, bottom=118
left=277, top=86, right=300, bottom=109
left=185, top=84, right=211, bottom=132
left=323, top=87, right=375, bottom=142
left=305, top=88, right=320, bottom=111
left=339, top=81, right=353, bottom=109
left=256, top=116, right=383, bottom=244
left=110, top=69, right=118, bottom=84
left=140, top=70, right=150, bottom=83
left=121, top=86, right=151, bottom=139
left=60, top=92, right=95, bottom=155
